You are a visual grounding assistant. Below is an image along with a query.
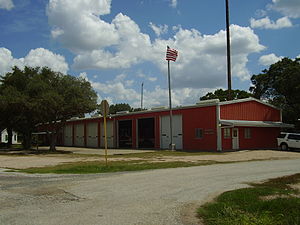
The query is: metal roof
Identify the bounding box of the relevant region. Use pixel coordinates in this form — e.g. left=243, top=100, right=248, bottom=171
left=220, top=119, right=294, bottom=128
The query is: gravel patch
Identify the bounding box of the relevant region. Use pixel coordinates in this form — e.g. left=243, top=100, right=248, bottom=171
left=0, top=149, right=299, bottom=169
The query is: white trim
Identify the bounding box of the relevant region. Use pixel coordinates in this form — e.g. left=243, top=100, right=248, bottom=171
left=159, top=116, right=162, bottom=149
left=136, top=118, right=139, bottom=149
left=216, top=103, right=222, bottom=151
left=220, top=119, right=294, bottom=128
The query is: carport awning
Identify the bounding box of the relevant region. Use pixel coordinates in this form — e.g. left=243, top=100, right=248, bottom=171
left=220, top=120, right=294, bottom=128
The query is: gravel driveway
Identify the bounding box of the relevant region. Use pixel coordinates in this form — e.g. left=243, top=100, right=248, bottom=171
left=1, top=149, right=300, bottom=169
left=1, top=159, right=300, bottom=225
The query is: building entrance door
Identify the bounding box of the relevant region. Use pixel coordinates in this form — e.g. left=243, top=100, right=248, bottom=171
left=232, top=128, right=239, bottom=150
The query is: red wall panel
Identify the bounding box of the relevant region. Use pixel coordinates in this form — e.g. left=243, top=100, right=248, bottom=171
left=221, top=127, right=280, bottom=150
left=221, top=128, right=232, bottom=150
left=239, top=127, right=280, bottom=149
left=220, top=101, right=280, bottom=121
left=181, top=106, right=217, bottom=151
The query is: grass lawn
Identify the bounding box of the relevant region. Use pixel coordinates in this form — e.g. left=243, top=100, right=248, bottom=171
left=197, top=173, right=300, bottom=225
left=13, top=160, right=217, bottom=174
left=110, top=150, right=219, bottom=158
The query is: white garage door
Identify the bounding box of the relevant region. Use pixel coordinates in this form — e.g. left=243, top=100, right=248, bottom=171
left=100, top=120, right=114, bottom=148
left=74, top=124, right=85, bottom=147
left=64, top=125, right=73, bottom=146
left=160, top=114, right=182, bottom=150
left=87, top=122, right=98, bottom=148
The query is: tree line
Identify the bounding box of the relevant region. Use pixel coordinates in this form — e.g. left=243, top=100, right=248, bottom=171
left=0, top=66, right=97, bottom=151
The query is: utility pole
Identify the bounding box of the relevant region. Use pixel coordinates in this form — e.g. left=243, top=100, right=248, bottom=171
left=141, top=82, right=144, bottom=110
left=225, top=0, right=232, bottom=100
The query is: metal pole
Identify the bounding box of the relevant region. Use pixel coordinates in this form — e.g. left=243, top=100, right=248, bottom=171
left=225, top=0, right=232, bottom=100
left=141, top=82, right=144, bottom=110
left=167, top=60, right=174, bottom=150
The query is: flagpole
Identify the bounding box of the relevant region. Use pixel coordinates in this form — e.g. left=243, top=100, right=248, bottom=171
left=167, top=59, right=174, bottom=151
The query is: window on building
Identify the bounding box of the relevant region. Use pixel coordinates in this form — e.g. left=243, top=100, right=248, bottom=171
left=245, top=128, right=251, bottom=139
left=14, top=135, right=17, bottom=141
left=224, top=128, right=231, bottom=139
left=5, top=135, right=8, bottom=142
left=195, top=128, right=203, bottom=139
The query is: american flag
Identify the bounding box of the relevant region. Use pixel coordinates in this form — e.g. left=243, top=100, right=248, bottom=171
left=166, top=46, right=178, bottom=61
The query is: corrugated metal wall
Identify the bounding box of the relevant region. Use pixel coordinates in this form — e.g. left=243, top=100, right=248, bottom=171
left=220, top=101, right=280, bottom=121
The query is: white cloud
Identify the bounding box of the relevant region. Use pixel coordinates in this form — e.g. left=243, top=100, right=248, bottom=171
left=90, top=77, right=140, bottom=106
left=73, top=13, right=152, bottom=69
left=250, top=16, right=292, bottom=29
left=259, top=53, right=283, bottom=66
left=79, top=72, right=88, bottom=81
left=24, top=48, right=69, bottom=73
left=0, top=47, right=69, bottom=75
left=136, top=71, right=146, bottom=78
left=48, top=1, right=264, bottom=98
left=170, top=0, right=177, bottom=8
left=0, top=48, right=23, bottom=74
left=90, top=74, right=216, bottom=108
left=255, top=9, right=267, bottom=18
left=270, top=0, right=300, bottom=18
left=0, top=0, right=14, bottom=10
left=149, top=22, right=168, bottom=37
left=73, top=24, right=264, bottom=87
left=48, top=0, right=265, bottom=106
left=151, top=25, right=265, bottom=87
left=148, top=77, right=157, bottom=82
left=47, top=0, right=118, bottom=52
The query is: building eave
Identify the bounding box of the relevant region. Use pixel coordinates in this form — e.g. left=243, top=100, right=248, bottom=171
left=220, top=119, right=294, bottom=128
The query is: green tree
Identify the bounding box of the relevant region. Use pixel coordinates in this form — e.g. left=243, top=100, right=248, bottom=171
left=0, top=66, right=98, bottom=151
left=0, top=67, right=42, bottom=149
left=108, top=103, right=132, bottom=114
left=200, top=89, right=253, bottom=102
left=250, top=57, right=300, bottom=124
left=37, top=68, right=97, bottom=151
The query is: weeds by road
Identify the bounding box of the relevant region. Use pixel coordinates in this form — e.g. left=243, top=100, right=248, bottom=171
left=198, top=173, right=300, bottom=225
left=11, top=160, right=217, bottom=174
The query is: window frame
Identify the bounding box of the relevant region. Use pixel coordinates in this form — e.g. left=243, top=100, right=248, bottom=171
left=195, top=128, right=203, bottom=139
left=244, top=128, right=251, bottom=139
left=224, top=128, right=231, bottom=139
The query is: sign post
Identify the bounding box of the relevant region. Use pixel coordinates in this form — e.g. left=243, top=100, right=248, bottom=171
left=100, top=100, right=109, bottom=166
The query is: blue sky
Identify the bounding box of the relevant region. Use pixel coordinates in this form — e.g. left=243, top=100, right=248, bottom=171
left=1, top=0, right=299, bottom=108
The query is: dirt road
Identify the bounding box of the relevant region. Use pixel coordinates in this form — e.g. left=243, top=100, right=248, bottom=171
left=1, top=159, right=300, bottom=225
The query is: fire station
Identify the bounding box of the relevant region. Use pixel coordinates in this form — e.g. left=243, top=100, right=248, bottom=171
left=56, top=98, right=292, bottom=151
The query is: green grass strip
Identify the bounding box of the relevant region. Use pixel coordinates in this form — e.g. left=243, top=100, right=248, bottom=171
left=15, top=160, right=216, bottom=174
left=198, top=173, right=300, bottom=225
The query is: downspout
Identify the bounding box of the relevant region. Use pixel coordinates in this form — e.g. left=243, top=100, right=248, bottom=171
left=216, top=102, right=222, bottom=152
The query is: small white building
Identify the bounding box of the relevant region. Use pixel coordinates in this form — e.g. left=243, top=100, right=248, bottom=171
left=0, top=129, right=19, bottom=144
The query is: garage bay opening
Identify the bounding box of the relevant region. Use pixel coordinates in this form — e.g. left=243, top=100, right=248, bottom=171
left=118, top=120, right=132, bottom=148
left=138, top=118, right=155, bottom=148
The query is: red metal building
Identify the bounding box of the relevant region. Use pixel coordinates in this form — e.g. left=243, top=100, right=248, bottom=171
left=55, top=98, right=292, bottom=151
